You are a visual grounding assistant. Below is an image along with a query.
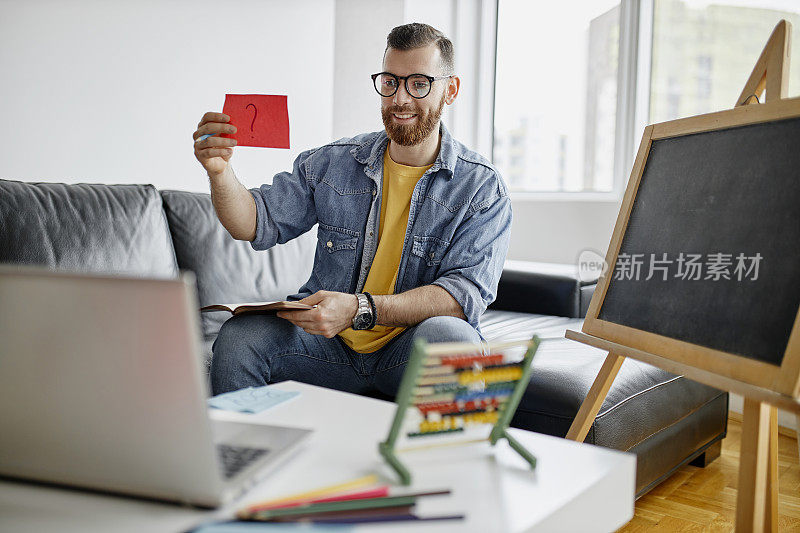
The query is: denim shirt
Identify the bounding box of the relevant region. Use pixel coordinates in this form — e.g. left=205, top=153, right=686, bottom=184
left=249, top=123, right=512, bottom=334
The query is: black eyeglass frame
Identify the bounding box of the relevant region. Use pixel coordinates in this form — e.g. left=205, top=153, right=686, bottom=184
left=370, top=72, right=454, bottom=99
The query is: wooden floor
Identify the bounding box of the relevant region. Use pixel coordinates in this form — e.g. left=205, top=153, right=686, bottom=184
left=618, top=416, right=800, bottom=532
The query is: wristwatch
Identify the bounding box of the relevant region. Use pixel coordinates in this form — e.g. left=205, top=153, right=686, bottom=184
left=352, top=293, right=373, bottom=330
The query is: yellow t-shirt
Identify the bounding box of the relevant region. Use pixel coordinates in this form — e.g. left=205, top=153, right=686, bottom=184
left=338, top=150, right=432, bottom=353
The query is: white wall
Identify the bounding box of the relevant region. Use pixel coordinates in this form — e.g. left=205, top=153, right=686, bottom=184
left=507, top=199, right=622, bottom=263
left=0, top=0, right=335, bottom=192
left=332, top=0, right=403, bottom=139
left=729, top=393, right=797, bottom=432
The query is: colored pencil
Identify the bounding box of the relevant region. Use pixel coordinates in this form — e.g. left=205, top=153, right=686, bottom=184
left=239, top=473, right=377, bottom=514
left=245, top=486, right=390, bottom=513
left=244, top=495, right=417, bottom=521
left=271, top=504, right=415, bottom=522
left=243, top=490, right=451, bottom=521
left=316, top=513, right=466, bottom=525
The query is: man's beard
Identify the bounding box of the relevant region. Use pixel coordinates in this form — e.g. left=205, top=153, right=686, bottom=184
left=381, top=93, right=446, bottom=147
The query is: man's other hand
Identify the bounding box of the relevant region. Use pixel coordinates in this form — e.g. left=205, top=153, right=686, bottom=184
left=276, top=291, right=359, bottom=338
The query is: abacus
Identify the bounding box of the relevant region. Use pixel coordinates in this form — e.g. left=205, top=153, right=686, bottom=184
left=379, top=335, right=540, bottom=485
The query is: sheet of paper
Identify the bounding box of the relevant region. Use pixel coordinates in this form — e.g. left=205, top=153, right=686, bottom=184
left=220, top=94, right=290, bottom=148
left=208, top=385, right=299, bottom=414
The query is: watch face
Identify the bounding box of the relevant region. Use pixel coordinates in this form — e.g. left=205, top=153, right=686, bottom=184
left=354, top=312, right=371, bottom=330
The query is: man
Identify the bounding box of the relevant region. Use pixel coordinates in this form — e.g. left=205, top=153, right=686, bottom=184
left=193, top=23, right=512, bottom=398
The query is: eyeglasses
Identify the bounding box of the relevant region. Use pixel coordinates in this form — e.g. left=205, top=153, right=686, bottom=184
left=371, top=72, right=453, bottom=99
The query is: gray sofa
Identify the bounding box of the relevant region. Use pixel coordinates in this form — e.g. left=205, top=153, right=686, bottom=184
left=0, top=179, right=728, bottom=497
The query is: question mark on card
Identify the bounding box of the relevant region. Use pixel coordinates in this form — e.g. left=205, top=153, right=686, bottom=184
left=246, top=103, right=257, bottom=138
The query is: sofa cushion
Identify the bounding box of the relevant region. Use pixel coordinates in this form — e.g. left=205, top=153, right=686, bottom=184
left=0, top=179, right=178, bottom=277
left=160, top=190, right=315, bottom=350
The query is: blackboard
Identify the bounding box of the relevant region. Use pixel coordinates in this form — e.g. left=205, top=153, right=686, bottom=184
left=598, top=117, right=800, bottom=367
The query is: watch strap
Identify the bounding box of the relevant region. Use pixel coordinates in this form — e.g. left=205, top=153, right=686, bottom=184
left=353, top=293, right=372, bottom=330
left=363, top=291, right=377, bottom=329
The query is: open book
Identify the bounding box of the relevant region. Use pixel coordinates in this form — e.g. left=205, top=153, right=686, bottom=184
left=200, top=301, right=316, bottom=316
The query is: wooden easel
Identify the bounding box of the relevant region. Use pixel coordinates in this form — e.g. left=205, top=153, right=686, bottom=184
left=565, top=21, right=795, bottom=532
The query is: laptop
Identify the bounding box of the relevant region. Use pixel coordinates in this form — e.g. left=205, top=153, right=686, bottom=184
left=0, top=265, right=312, bottom=508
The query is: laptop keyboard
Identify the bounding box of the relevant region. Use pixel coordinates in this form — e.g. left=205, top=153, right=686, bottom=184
left=217, top=444, right=269, bottom=479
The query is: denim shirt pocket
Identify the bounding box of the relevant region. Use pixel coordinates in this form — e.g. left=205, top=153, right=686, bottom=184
left=408, top=234, right=450, bottom=286
left=315, top=223, right=359, bottom=292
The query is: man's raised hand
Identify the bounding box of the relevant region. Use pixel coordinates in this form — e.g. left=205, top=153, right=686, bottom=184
left=193, top=112, right=238, bottom=178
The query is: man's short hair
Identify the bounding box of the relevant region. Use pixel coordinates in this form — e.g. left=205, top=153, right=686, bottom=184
left=385, top=23, right=454, bottom=75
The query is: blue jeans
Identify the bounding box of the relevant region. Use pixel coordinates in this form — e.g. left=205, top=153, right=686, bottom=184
left=210, top=314, right=485, bottom=398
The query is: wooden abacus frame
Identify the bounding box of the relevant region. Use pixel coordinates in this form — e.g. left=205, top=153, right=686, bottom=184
left=379, top=335, right=540, bottom=485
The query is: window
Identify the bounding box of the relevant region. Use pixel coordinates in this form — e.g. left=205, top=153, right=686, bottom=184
left=650, top=0, right=800, bottom=123
left=492, top=0, right=800, bottom=197
left=494, top=0, right=621, bottom=193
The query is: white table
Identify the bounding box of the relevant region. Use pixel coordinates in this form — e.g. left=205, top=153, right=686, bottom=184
left=0, top=381, right=635, bottom=532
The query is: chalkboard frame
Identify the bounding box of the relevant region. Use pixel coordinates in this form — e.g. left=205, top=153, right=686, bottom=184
left=583, top=96, right=800, bottom=398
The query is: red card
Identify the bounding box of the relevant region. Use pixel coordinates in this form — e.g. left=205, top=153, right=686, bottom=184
left=220, top=94, right=289, bottom=149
